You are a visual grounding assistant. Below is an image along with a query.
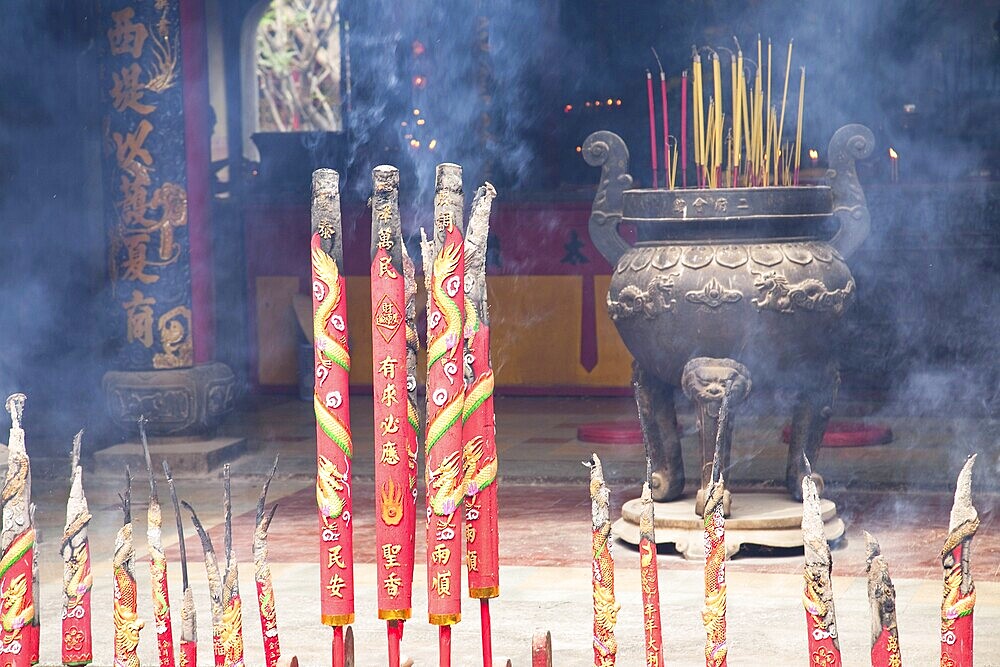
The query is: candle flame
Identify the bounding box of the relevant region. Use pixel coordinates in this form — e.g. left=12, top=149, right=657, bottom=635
left=888, top=147, right=898, bottom=159
left=808, top=149, right=818, bottom=160
left=428, top=139, right=437, bottom=150
left=564, top=104, right=573, bottom=113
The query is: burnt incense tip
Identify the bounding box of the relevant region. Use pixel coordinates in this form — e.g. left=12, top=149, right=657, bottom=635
left=312, top=168, right=340, bottom=190
left=5, top=393, right=25, bottom=428
left=434, top=163, right=463, bottom=194
left=949, top=454, right=978, bottom=533
left=863, top=531, right=881, bottom=566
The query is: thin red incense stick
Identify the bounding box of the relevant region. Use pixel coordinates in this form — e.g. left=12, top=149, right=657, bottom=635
left=333, top=625, right=344, bottom=667
left=440, top=626, right=453, bottom=667
left=681, top=70, right=688, bottom=187
left=646, top=70, right=658, bottom=188
left=652, top=49, right=669, bottom=188
left=387, top=621, right=402, bottom=667
left=480, top=600, right=493, bottom=667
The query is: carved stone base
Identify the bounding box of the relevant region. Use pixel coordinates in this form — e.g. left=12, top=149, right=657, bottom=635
left=612, top=491, right=844, bottom=560
left=94, top=436, right=248, bottom=475
left=103, top=362, right=238, bottom=437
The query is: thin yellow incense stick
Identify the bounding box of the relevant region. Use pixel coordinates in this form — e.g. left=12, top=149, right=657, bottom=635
left=795, top=67, right=805, bottom=178
left=776, top=40, right=793, bottom=184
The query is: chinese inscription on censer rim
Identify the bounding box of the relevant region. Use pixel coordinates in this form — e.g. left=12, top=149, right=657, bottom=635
left=102, top=1, right=192, bottom=370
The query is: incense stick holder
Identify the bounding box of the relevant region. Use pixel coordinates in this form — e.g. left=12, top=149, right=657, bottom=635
left=584, top=125, right=873, bottom=504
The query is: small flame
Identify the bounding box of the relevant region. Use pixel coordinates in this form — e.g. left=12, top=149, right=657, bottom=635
left=808, top=149, right=819, bottom=160
left=564, top=104, right=573, bottom=113
left=606, top=98, right=613, bottom=106
left=412, top=108, right=421, bottom=116
left=416, top=118, right=426, bottom=126
left=409, top=139, right=420, bottom=149
left=428, top=139, right=437, bottom=150
left=575, top=145, right=582, bottom=153
left=888, top=147, right=898, bottom=159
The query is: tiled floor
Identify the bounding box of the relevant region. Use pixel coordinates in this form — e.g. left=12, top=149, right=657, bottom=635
left=10, top=394, right=1000, bottom=664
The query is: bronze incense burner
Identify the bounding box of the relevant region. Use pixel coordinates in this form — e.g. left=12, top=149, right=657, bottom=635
left=584, top=124, right=874, bottom=512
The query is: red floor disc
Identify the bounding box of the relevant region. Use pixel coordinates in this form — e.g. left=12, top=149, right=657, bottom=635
left=781, top=420, right=894, bottom=448
left=577, top=421, right=644, bottom=445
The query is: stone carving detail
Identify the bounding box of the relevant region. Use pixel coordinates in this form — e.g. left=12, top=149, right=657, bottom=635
left=681, top=357, right=752, bottom=417
left=582, top=131, right=633, bottom=266
left=608, top=273, right=678, bottom=321
left=715, top=245, right=749, bottom=269
left=782, top=244, right=814, bottom=266
left=685, top=278, right=742, bottom=309
left=681, top=246, right=714, bottom=269
left=749, top=245, right=785, bottom=267
left=751, top=271, right=856, bottom=315
left=651, top=247, right=681, bottom=270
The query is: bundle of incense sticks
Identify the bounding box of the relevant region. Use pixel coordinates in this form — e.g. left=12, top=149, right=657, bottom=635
left=422, top=163, right=467, bottom=664
left=62, top=430, right=93, bottom=666
left=0, top=394, right=37, bottom=666
left=802, top=462, right=842, bottom=667
left=371, top=165, right=415, bottom=665
left=139, top=417, right=176, bottom=666
left=462, top=182, right=501, bottom=665
left=310, top=168, right=355, bottom=666
left=864, top=532, right=902, bottom=667
left=589, top=453, right=618, bottom=666
left=254, top=457, right=281, bottom=667
left=941, top=455, right=978, bottom=665
left=113, top=470, right=143, bottom=667
left=164, top=462, right=198, bottom=667
left=184, top=466, right=246, bottom=666
left=653, top=36, right=806, bottom=189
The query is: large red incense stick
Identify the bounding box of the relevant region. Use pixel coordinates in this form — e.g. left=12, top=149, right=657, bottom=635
left=1, top=394, right=37, bottom=667
left=864, top=532, right=902, bottom=667
left=802, top=464, right=842, bottom=667
left=639, top=481, right=664, bottom=666
left=422, top=163, right=467, bottom=665
left=62, top=430, right=93, bottom=666
left=254, top=457, right=282, bottom=667
left=463, top=183, right=500, bottom=667
left=702, top=469, right=727, bottom=665
left=681, top=70, right=688, bottom=188
left=311, top=169, right=355, bottom=665
left=113, top=470, right=143, bottom=667
left=589, top=454, right=618, bottom=666
left=164, top=462, right=197, bottom=667
left=646, top=70, right=658, bottom=188
left=371, top=165, right=414, bottom=665
left=941, top=455, right=978, bottom=666
left=139, top=418, right=176, bottom=667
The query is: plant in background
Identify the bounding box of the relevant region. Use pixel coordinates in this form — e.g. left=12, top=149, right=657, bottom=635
left=257, top=0, right=342, bottom=132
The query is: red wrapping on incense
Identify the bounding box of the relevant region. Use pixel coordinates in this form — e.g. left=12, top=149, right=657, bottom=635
left=638, top=482, right=663, bottom=667
left=941, top=455, right=978, bottom=667
left=864, top=532, right=902, bottom=667
left=311, top=168, right=356, bottom=629
left=802, top=472, right=842, bottom=667
left=422, top=163, right=466, bottom=626
left=589, top=454, right=618, bottom=666
left=0, top=394, right=36, bottom=667
left=139, top=419, right=176, bottom=667
left=462, top=183, right=499, bottom=599
left=164, top=462, right=197, bottom=667
left=371, top=166, right=415, bottom=623
left=255, top=459, right=281, bottom=667
left=702, top=477, right=728, bottom=667
left=62, top=431, right=93, bottom=666
left=113, top=472, right=143, bottom=667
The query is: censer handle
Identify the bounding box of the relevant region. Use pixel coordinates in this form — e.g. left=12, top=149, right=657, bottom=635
left=583, top=131, right=633, bottom=266
left=826, top=124, right=874, bottom=259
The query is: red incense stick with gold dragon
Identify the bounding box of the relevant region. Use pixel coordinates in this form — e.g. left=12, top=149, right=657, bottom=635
left=589, top=453, right=618, bottom=667
left=864, top=531, right=902, bottom=667
left=163, top=462, right=197, bottom=667
left=422, top=163, right=467, bottom=666
left=702, top=396, right=729, bottom=667
left=639, top=475, right=663, bottom=666
left=462, top=182, right=500, bottom=667
left=941, top=454, right=978, bottom=666
left=62, top=430, right=93, bottom=666
left=139, top=417, right=176, bottom=667
left=311, top=168, right=355, bottom=667
left=0, top=393, right=37, bottom=666
left=114, top=469, right=144, bottom=667
left=184, top=465, right=245, bottom=666
left=802, top=458, right=841, bottom=667
left=370, top=165, right=413, bottom=666
left=254, top=456, right=281, bottom=667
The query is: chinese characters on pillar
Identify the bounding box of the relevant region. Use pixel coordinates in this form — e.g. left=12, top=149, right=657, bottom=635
left=102, top=1, right=190, bottom=370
